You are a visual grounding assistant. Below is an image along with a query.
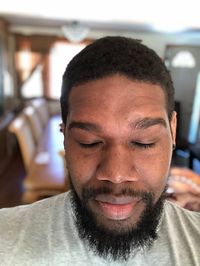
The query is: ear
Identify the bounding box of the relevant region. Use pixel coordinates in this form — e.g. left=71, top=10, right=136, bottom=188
left=170, top=111, right=177, bottom=146
left=59, top=123, right=65, bottom=134
left=60, top=123, right=67, bottom=150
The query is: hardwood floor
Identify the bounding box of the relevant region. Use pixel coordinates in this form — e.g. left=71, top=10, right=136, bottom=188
left=0, top=150, right=25, bottom=208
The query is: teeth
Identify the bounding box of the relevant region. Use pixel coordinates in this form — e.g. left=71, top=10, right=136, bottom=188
left=95, top=195, right=136, bottom=205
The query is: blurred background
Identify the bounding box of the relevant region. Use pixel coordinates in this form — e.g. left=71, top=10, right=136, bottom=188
left=0, top=0, right=200, bottom=209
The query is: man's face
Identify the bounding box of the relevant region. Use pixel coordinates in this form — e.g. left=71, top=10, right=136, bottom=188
left=63, top=74, right=176, bottom=238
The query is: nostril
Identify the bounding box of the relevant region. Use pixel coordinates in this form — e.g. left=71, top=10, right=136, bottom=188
left=97, top=173, right=138, bottom=184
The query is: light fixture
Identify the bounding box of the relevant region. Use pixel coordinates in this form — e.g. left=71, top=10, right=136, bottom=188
left=61, top=21, right=90, bottom=43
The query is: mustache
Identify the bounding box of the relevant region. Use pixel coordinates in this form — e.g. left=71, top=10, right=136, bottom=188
left=82, top=186, right=154, bottom=204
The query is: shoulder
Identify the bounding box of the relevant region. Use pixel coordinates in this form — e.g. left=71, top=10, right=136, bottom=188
left=0, top=191, right=72, bottom=230
left=0, top=191, right=74, bottom=263
left=0, top=191, right=72, bottom=251
left=164, top=200, right=200, bottom=230
left=0, top=190, right=70, bottom=211
left=165, top=200, right=200, bottom=218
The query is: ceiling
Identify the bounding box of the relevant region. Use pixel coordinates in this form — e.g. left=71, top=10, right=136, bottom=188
left=0, top=0, right=200, bottom=36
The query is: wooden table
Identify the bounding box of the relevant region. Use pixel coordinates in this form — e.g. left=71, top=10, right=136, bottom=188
left=23, top=115, right=68, bottom=202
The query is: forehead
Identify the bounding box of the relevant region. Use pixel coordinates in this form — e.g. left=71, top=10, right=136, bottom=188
left=68, top=75, right=166, bottom=120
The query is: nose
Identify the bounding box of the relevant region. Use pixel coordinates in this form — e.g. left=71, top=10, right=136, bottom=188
left=96, top=145, right=138, bottom=184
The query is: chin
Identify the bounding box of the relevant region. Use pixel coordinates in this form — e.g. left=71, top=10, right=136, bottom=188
left=69, top=180, right=167, bottom=261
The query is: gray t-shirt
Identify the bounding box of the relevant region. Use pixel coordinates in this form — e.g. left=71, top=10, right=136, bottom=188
left=0, top=191, right=199, bottom=266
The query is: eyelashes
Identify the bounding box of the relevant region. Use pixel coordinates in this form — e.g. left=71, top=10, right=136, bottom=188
left=133, top=142, right=155, bottom=149
left=79, top=141, right=155, bottom=149
left=79, top=142, right=102, bottom=148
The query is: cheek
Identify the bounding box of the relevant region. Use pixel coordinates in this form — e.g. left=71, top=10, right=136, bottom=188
left=135, top=146, right=171, bottom=198
left=65, top=145, right=99, bottom=195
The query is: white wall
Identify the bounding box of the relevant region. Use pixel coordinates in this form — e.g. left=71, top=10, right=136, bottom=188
left=10, top=24, right=200, bottom=58
left=88, top=30, right=200, bottom=57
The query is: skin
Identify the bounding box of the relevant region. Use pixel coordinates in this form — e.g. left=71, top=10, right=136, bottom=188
left=62, top=74, right=177, bottom=231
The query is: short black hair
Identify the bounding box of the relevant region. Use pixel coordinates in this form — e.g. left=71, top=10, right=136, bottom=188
left=60, top=36, right=174, bottom=124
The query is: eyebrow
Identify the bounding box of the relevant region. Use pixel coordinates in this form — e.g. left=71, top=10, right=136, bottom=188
left=68, top=122, right=101, bottom=132
left=133, top=117, right=167, bottom=129
left=68, top=117, right=167, bottom=133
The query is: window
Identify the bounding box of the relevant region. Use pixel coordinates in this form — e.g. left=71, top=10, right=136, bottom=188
left=188, top=72, right=200, bottom=143
left=0, top=39, right=4, bottom=115
left=49, top=42, right=86, bottom=99
left=172, top=51, right=196, bottom=68
left=21, top=64, right=43, bottom=98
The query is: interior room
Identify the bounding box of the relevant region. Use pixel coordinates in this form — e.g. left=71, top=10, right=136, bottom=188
left=0, top=0, right=199, bottom=211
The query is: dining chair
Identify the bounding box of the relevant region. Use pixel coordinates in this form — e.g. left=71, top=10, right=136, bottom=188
left=30, top=98, right=49, bottom=127
left=23, top=106, right=43, bottom=144
left=8, top=114, right=35, bottom=172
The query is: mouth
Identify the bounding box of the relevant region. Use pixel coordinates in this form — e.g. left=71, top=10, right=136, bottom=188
left=94, top=195, right=141, bottom=221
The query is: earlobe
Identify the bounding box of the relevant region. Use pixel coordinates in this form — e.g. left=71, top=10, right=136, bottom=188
left=60, top=123, right=65, bottom=134
left=60, top=123, right=67, bottom=150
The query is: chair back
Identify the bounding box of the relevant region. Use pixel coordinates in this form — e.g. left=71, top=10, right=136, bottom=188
left=30, top=98, right=49, bottom=127
left=8, top=114, right=35, bottom=171
left=23, top=106, right=43, bottom=144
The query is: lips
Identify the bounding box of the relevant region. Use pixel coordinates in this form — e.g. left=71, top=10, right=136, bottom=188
left=94, top=195, right=140, bottom=221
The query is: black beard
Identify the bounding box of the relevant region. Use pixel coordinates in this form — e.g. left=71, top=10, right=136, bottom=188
left=70, top=181, right=166, bottom=262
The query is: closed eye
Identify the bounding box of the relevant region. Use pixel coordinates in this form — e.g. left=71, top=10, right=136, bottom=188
left=79, top=142, right=102, bottom=148
left=133, top=142, right=155, bottom=149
